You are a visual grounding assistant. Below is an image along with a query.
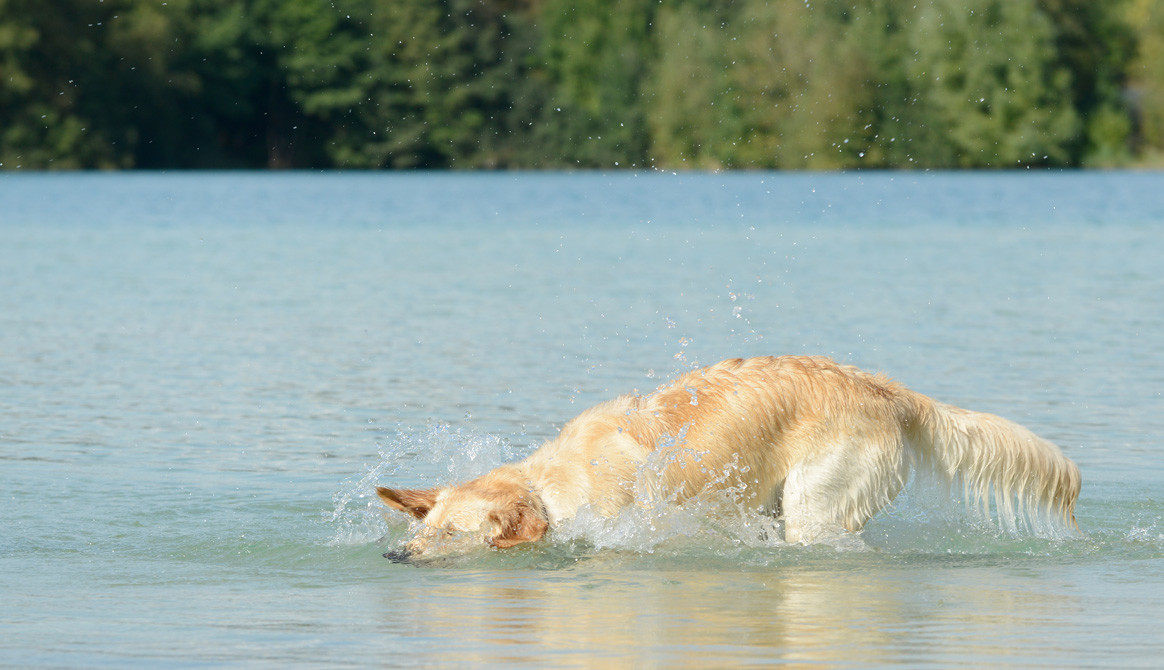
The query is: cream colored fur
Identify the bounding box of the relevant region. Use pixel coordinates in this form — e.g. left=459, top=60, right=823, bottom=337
left=378, top=356, right=1080, bottom=558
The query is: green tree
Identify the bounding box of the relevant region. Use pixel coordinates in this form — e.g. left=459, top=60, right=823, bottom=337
left=0, top=0, right=131, bottom=168
left=1036, top=0, right=1136, bottom=165
left=1128, top=0, right=1164, bottom=162
left=178, top=0, right=374, bottom=168
left=897, top=0, right=1080, bottom=167
left=0, top=0, right=378, bottom=169
left=0, top=0, right=1148, bottom=170
left=354, top=0, right=539, bottom=168
left=534, top=0, right=655, bottom=167
left=105, top=0, right=226, bottom=168
left=645, top=3, right=741, bottom=169
left=724, top=0, right=880, bottom=169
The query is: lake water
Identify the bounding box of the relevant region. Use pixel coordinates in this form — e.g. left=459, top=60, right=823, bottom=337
left=2, top=171, right=1163, bottom=667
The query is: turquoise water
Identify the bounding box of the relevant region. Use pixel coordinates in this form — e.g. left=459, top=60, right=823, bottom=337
left=2, top=171, right=1163, bottom=667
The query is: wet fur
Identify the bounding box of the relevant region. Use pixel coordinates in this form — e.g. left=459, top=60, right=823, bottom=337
left=378, top=356, right=1080, bottom=558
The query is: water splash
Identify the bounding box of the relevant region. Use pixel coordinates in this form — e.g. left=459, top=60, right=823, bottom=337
left=325, top=422, right=525, bottom=546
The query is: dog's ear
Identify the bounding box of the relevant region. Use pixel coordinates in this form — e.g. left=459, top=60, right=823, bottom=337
left=489, top=501, right=548, bottom=549
left=376, top=486, right=438, bottom=520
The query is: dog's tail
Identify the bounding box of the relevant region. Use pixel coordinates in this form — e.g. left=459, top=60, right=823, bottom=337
left=903, top=391, right=1081, bottom=533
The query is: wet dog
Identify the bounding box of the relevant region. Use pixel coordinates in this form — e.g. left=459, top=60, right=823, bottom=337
left=378, top=356, right=1080, bottom=561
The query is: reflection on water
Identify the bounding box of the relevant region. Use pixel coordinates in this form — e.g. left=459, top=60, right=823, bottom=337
left=371, top=555, right=1112, bottom=667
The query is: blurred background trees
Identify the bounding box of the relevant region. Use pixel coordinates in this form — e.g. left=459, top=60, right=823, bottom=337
left=1, top=0, right=1160, bottom=169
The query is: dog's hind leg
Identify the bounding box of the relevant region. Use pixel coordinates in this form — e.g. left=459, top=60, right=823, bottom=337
left=781, top=437, right=910, bottom=544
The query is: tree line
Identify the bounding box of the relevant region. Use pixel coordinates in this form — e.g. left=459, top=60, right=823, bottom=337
left=2, top=0, right=1162, bottom=170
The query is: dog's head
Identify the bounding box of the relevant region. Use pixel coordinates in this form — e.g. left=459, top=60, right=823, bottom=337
left=376, top=473, right=548, bottom=562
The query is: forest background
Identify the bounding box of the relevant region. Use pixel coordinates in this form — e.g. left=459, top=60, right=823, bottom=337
left=2, top=0, right=1163, bottom=171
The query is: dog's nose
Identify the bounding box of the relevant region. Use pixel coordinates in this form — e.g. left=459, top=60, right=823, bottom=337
left=382, top=548, right=412, bottom=563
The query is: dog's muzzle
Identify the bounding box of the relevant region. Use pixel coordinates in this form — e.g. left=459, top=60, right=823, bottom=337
left=382, top=548, right=412, bottom=563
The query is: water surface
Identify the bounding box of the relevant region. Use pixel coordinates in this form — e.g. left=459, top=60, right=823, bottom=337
left=2, top=171, right=1162, bottom=667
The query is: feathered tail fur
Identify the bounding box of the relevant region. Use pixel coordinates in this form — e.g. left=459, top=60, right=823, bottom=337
left=904, top=391, right=1081, bottom=533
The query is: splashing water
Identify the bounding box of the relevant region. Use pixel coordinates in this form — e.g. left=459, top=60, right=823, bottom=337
left=326, top=422, right=526, bottom=546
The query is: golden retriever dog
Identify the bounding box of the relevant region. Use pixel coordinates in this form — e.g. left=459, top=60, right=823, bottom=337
left=378, top=356, right=1080, bottom=560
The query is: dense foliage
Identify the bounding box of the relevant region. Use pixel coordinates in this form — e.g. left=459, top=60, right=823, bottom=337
left=1, top=0, right=1160, bottom=169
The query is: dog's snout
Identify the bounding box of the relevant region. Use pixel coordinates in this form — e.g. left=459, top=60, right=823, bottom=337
left=382, top=548, right=412, bottom=563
